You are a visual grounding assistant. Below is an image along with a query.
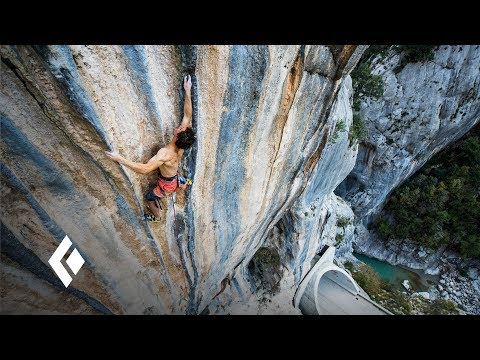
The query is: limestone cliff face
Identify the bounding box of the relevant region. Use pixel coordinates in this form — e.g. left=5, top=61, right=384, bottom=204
left=337, top=45, right=480, bottom=224
left=1, top=45, right=364, bottom=314
left=270, top=78, right=358, bottom=284
left=210, top=78, right=359, bottom=314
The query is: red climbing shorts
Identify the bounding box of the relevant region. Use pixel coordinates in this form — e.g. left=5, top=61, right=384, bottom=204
left=153, top=176, right=178, bottom=198
left=145, top=174, right=186, bottom=201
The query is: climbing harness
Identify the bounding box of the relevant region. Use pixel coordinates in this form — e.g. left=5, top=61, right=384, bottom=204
left=144, top=174, right=192, bottom=225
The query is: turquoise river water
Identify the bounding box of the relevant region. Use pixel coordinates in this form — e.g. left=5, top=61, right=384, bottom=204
left=353, top=253, right=439, bottom=292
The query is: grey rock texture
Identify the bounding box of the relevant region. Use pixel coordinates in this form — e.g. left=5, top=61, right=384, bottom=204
left=337, top=45, right=480, bottom=223
left=335, top=45, right=480, bottom=314
left=272, top=79, right=358, bottom=284
left=208, top=77, right=360, bottom=314
left=1, top=45, right=364, bottom=314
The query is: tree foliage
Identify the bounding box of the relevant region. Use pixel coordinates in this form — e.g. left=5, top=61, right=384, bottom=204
left=422, top=298, right=459, bottom=315
left=396, top=45, right=436, bottom=63
left=351, top=63, right=384, bottom=111
left=360, top=45, right=393, bottom=65
left=337, top=215, right=352, bottom=228
left=349, top=114, right=368, bottom=145
left=375, top=127, right=480, bottom=258
left=330, top=119, right=346, bottom=144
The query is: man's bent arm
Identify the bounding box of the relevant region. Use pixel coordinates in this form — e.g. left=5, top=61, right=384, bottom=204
left=181, top=75, right=192, bottom=128
left=117, top=156, right=159, bottom=174
left=106, top=151, right=163, bottom=174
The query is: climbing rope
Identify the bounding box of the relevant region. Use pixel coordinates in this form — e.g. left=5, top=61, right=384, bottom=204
left=171, top=174, right=192, bottom=242
left=170, top=176, right=193, bottom=254
left=171, top=193, right=180, bottom=247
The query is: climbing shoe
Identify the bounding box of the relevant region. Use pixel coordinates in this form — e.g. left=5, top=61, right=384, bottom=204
left=143, top=214, right=161, bottom=222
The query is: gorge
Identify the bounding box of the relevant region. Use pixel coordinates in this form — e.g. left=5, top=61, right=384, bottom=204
left=1, top=45, right=479, bottom=314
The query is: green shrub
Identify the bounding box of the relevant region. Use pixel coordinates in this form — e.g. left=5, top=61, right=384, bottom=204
left=360, top=45, right=393, bottom=65
left=376, top=217, right=393, bottom=238
left=349, top=114, right=368, bottom=145
left=330, top=119, right=347, bottom=144
left=248, top=247, right=282, bottom=295
left=254, top=247, right=280, bottom=266
left=391, top=46, right=436, bottom=73
left=344, top=261, right=354, bottom=272
left=351, top=63, right=384, bottom=111
left=351, top=263, right=383, bottom=296
left=396, top=45, right=435, bottom=63
left=380, top=279, right=393, bottom=292
left=335, top=233, right=345, bottom=247
left=382, top=290, right=412, bottom=315
left=337, top=216, right=352, bottom=228
left=422, top=298, right=459, bottom=315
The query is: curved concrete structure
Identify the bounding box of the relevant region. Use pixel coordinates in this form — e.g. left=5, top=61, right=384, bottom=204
left=294, top=246, right=391, bottom=315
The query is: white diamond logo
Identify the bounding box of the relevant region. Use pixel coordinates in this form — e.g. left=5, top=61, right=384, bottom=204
left=66, top=248, right=85, bottom=275
left=48, top=235, right=85, bottom=287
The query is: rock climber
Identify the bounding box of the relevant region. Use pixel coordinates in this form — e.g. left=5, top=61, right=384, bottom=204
left=106, top=75, right=196, bottom=221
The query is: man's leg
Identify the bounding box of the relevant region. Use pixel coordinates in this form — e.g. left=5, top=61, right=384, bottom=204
left=148, top=200, right=161, bottom=219
left=145, top=188, right=163, bottom=219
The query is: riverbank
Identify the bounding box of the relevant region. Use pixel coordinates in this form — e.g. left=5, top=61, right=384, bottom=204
left=344, top=260, right=459, bottom=315
left=353, top=224, right=480, bottom=314
left=353, top=252, right=439, bottom=292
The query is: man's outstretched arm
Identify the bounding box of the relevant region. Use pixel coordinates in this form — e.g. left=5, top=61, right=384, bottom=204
left=181, top=75, right=192, bottom=128
left=106, top=149, right=166, bottom=174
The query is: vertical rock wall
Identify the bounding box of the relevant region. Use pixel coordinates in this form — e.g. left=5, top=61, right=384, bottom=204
left=1, top=45, right=364, bottom=314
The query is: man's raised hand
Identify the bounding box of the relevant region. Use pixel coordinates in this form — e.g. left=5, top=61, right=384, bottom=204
left=105, top=151, right=121, bottom=162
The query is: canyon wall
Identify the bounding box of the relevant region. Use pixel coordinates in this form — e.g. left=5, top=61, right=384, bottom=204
left=1, top=45, right=365, bottom=314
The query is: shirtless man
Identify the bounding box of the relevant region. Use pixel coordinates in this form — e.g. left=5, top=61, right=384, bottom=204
left=106, top=75, right=196, bottom=221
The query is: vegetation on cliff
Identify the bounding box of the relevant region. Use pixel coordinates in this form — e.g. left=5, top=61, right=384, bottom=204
left=375, top=126, right=480, bottom=258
